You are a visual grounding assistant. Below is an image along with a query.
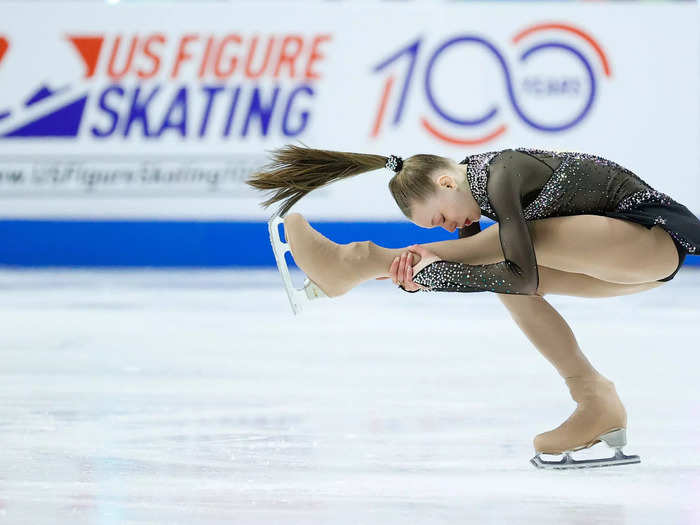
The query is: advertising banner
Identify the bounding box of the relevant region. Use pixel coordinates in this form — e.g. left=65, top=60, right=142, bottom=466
left=0, top=2, right=697, bottom=221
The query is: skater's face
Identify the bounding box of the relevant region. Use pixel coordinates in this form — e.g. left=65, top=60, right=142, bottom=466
left=409, top=164, right=481, bottom=232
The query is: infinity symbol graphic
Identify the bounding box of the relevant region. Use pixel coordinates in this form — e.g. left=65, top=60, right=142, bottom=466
left=371, top=23, right=611, bottom=145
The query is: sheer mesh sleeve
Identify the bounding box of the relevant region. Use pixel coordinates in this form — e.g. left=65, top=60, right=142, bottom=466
left=412, top=149, right=540, bottom=295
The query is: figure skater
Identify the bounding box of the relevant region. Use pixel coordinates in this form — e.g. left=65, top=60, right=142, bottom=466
left=246, top=144, right=700, bottom=469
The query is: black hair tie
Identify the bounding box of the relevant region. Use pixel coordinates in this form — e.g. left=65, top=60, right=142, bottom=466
left=385, top=154, right=403, bottom=173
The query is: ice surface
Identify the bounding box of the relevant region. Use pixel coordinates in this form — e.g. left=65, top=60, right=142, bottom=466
left=0, top=268, right=699, bottom=524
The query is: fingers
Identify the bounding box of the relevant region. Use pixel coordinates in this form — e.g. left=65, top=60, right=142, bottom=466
left=398, top=252, right=408, bottom=284
left=388, top=246, right=432, bottom=292
left=400, top=252, right=417, bottom=287
left=390, top=256, right=399, bottom=285
left=404, top=252, right=412, bottom=284
left=391, top=252, right=418, bottom=286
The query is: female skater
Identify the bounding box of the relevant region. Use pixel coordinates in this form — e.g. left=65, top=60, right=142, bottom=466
left=246, top=144, right=700, bottom=469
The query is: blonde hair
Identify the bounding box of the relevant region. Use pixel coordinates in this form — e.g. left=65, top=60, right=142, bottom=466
left=246, top=142, right=452, bottom=217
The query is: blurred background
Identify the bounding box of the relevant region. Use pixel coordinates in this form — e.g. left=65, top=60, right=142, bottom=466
left=1, top=1, right=699, bottom=524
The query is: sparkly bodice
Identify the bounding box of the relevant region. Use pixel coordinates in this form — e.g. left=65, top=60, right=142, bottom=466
left=463, top=147, right=664, bottom=221
left=412, top=147, right=692, bottom=295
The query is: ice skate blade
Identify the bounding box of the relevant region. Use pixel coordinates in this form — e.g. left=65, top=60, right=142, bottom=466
left=268, top=211, right=328, bottom=315
left=530, top=428, right=640, bottom=470
left=530, top=448, right=641, bottom=470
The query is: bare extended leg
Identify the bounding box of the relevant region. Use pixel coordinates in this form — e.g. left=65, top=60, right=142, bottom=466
left=282, top=213, right=677, bottom=298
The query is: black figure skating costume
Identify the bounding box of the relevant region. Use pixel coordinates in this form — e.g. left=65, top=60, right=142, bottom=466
left=410, top=148, right=700, bottom=294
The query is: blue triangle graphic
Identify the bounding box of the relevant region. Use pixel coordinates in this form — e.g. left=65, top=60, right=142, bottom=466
left=25, top=85, right=56, bottom=107
left=3, top=96, right=88, bottom=137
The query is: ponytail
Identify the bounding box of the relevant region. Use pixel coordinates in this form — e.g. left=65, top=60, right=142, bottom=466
left=246, top=142, right=452, bottom=218
left=246, top=142, right=387, bottom=216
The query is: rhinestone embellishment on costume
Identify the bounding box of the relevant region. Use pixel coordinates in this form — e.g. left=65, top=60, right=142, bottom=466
left=614, top=189, right=696, bottom=254
left=413, top=260, right=521, bottom=294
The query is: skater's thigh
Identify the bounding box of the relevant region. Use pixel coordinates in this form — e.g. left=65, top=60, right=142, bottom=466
left=531, top=265, right=664, bottom=298
left=529, top=215, right=678, bottom=284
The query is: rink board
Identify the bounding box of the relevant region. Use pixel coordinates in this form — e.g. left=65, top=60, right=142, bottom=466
left=0, top=218, right=698, bottom=268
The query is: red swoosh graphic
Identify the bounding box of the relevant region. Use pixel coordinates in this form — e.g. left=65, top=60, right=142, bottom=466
left=371, top=75, right=394, bottom=138
left=421, top=117, right=507, bottom=146
left=0, top=37, right=9, bottom=67
left=512, top=23, right=612, bottom=77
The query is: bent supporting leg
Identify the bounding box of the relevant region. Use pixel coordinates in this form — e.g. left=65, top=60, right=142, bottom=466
left=495, top=275, right=651, bottom=461
left=495, top=292, right=597, bottom=379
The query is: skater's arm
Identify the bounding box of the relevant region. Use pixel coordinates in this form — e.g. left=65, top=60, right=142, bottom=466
left=412, top=150, right=539, bottom=295
left=484, top=150, right=539, bottom=293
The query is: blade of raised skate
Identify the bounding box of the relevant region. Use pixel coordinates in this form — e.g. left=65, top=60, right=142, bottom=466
left=530, top=448, right=641, bottom=470
left=267, top=211, right=327, bottom=315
